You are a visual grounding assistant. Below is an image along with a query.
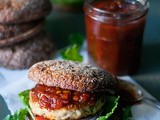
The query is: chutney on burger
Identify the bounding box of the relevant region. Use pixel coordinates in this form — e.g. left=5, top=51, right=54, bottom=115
left=26, top=60, right=118, bottom=120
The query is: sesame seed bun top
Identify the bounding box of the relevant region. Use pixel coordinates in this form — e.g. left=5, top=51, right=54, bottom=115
left=28, top=60, right=118, bottom=94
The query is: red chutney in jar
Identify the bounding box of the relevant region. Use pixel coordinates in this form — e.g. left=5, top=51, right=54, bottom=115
left=84, top=0, right=149, bottom=75
left=30, top=84, right=97, bottom=110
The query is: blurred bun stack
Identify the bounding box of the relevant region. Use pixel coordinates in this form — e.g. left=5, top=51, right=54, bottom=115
left=0, top=0, right=54, bottom=69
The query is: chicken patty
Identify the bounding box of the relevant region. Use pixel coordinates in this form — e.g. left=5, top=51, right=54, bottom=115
left=29, top=84, right=105, bottom=120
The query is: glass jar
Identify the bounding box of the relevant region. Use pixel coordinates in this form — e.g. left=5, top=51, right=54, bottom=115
left=84, top=0, right=149, bottom=76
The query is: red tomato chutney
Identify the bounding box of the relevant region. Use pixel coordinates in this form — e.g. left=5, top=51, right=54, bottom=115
left=84, top=0, right=149, bottom=75
left=30, top=84, right=98, bottom=110
left=35, top=116, right=48, bottom=120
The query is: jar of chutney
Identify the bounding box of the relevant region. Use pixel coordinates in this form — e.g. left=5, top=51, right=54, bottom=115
left=84, top=0, right=149, bottom=75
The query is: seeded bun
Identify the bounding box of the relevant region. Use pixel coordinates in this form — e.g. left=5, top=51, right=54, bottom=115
left=0, top=32, right=53, bottom=69
left=0, top=20, right=44, bottom=47
left=28, top=60, right=117, bottom=94
left=0, top=0, right=52, bottom=24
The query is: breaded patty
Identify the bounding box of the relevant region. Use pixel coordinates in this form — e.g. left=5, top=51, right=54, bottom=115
left=29, top=91, right=105, bottom=120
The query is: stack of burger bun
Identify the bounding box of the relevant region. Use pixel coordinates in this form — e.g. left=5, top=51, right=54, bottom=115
left=0, top=0, right=53, bottom=69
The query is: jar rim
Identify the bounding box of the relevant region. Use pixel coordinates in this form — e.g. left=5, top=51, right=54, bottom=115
left=84, top=0, right=149, bottom=21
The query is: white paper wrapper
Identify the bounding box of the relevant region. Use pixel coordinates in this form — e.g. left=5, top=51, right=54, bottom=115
left=0, top=75, right=36, bottom=113
left=1, top=44, right=160, bottom=120
left=132, top=103, right=160, bottom=120
left=119, top=76, right=160, bottom=120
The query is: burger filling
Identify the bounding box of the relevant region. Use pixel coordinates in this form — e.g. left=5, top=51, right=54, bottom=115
left=30, top=84, right=105, bottom=111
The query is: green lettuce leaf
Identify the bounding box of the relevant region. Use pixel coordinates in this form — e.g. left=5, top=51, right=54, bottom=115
left=18, top=90, right=30, bottom=108
left=122, top=106, right=132, bottom=120
left=61, top=33, right=84, bottom=62
left=18, top=90, right=35, bottom=120
left=61, top=44, right=83, bottom=62
left=3, top=108, right=28, bottom=120
left=97, top=96, right=120, bottom=120
left=69, top=33, right=84, bottom=48
left=50, top=0, right=84, bottom=6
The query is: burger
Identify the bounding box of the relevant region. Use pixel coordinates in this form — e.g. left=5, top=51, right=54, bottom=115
left=5, top=60, right=119, bottom=120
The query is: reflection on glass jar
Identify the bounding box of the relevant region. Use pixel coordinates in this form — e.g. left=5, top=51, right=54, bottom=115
left=84, top=0, right=149, bottom=76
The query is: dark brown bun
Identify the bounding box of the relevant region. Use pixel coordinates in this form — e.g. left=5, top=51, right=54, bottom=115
left=0, top=20, right=44, bottom=47
left=0, top=32, right=53, bottom=69
left=0, top=20, right=43, bottom=40
left=28, top=60, right=118, bottom=94
left=0, top=0, right=52, bottom=24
